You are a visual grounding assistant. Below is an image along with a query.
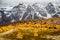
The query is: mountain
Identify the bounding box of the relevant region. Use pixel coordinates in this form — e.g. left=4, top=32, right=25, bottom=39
left=46, top=3, right=56, bottom=14
left=0, top=2, right=60, bottom=24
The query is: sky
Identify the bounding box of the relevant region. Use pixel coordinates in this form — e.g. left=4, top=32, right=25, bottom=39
left=0, top=0, right=60, bottom=7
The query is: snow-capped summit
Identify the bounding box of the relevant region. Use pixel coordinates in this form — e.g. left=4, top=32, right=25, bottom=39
left=0, top=2, right=60, bottom=24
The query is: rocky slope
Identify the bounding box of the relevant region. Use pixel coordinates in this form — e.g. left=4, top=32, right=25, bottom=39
left=0, top=2, right=60, bottom=24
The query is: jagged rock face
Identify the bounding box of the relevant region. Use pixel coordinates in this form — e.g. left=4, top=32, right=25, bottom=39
left=0, top=10, right=13, bottom=24
left=0, top=12, right=2, bottom=23
left=0, top=2, right=60, bottom=24
left=45, top=3, right=56, bottom=14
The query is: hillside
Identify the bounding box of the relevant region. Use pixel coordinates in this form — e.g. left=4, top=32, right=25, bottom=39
left=0, top=17, right=60, bottom=40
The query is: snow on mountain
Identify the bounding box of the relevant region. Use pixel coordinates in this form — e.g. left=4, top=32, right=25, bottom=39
left=0, top=2, right=60, bottom=24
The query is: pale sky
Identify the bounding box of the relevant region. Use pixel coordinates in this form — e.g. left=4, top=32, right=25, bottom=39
left=0, top=0, right=60, bottom=7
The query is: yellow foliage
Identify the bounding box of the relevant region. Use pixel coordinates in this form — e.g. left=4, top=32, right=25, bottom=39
left=34, top=29, right=39, bottom=33
left=56, top=25, right=60, bottom=29
left=0, top=17, right=60, bottom=38
left=34, top=33, right=38, bottom=36
left=0, top=29, right=3, bottom=33
left=16, top=33, right=23, bottom=39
